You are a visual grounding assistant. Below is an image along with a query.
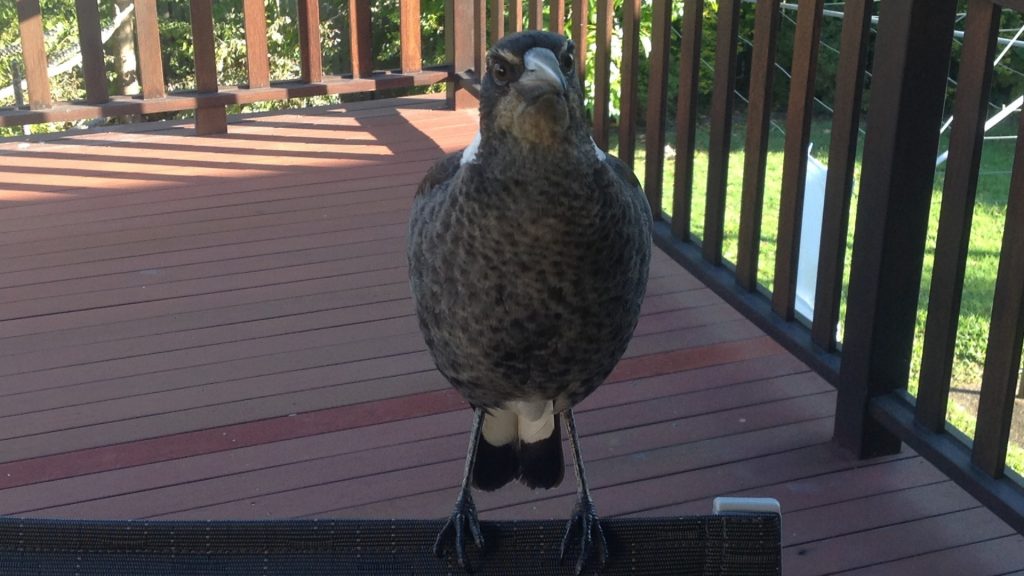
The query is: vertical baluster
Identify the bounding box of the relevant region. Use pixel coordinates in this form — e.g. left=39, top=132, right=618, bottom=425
left=529, top=0, right=543, bottom=30
left=491, top=0, right=505, bottom=41
left=618, top=0, right=641, bottom=168
left=297, top=0, right=322, bottom=82
left=475, top=0, right=487, bottom=75
left=917, top=0, right=1002, bottom=432
left=592, top=0, right=613, bottom=150
left=510, top=0, right=524, bottom=33
left=133, top=0, right=166, bottom=99
left=812, top=0, right=873, bottom=350
left=550, top=0, right=565, bottom=35
left=75, top=0, right=107, bottom=104
left=974, top=109, right=1024, bottom=477
left=673, top=0, right=704, bottom=242
left=735, top=0, right=782, bottom=291
left=643, top=0, right=672, bottom=218
left=242, top=0, right=270, bottom=88
left=570, top=0, right=587, bottom=79
left=773, top=0, right=825, bottom=319
left=350, top=0, right=372, bottom=78
left=447, top=0, right=476, bottom=109
left=703, top=0, right=741, bottom=264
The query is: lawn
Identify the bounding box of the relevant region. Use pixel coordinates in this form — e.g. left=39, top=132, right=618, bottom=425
left=617, top=113, right=1024, bottom=475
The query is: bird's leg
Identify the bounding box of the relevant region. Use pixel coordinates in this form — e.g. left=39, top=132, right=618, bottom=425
left=434, top=407, right=486, bottom=569
left=559, top=408, right=608, bottom=575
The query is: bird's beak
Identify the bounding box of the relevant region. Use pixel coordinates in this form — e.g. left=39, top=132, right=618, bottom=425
left=514, top=47, right=567, bottom=104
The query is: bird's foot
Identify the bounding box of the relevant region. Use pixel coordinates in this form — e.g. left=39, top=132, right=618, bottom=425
left=434, top=488, right=485, bottom=571
left=559, top=493, right=608, bottom=575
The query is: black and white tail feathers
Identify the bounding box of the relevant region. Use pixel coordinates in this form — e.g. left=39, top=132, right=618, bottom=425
left=472, top=412, right=564, bottom=491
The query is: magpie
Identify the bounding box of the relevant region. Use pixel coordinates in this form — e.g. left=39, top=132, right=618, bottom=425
left=407, top=30, right=651, bottom=574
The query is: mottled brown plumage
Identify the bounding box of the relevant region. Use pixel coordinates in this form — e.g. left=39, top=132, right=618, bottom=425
left=407, top=30, right=651, bottom=574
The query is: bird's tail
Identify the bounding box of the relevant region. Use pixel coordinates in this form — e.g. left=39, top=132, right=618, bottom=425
left=472, top=409, right=564, bottom=491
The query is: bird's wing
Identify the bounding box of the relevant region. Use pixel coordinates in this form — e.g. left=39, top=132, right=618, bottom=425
left=415, top=150, right=464, bottom=198
left=600, top=152, right=652, bottom=222
left=601, top=152, right=643, bottom=194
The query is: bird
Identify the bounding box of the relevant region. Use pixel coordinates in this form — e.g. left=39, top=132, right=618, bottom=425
left=407, top=30, right=651, bottom=574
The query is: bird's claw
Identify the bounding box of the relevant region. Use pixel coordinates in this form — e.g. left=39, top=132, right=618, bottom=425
left=434, top=490, right=485, bottom=571
left=559, top=494, right=608, bottom=575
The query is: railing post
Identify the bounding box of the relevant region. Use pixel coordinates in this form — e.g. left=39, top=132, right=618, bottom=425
left=133, top=0, right=167, bottom=99
left=834, top=0, right=959, bottom=458
left=15, top=0, right=52, bottom=109
left=190, top=0, right=227, bottom=135
left=350, top=0, right=372, bottom=78
left=446, top=0, right=476, bottom=109
left=75, top=0, right=108, bottom=104
left=297, top=0, right=323, bottom=83
left=400, top=0, right=422, bottom=73
left=242, top=0, right=271, bottom=88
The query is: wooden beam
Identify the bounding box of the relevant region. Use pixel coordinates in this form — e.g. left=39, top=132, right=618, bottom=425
left=446, top=0, right=476, bottom=109
left=75, top=0, right=108, bottom=104
left=835, top=0, right=958, bottom=458
left=242, top=0, right=271, bottom=88
left=349, top=0, right=372, bottom=78
left=189, top=0, right=226, bottom=135
left=400, top=0, right=422, bottom=73
left=133, top=0, right=166, bottom=99
left=16, top=0, right=52, bottom=109
left=298, top=0, right=323, bottom=82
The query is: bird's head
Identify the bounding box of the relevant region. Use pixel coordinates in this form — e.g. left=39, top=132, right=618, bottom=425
left=479, top=31, right=587, bottom=152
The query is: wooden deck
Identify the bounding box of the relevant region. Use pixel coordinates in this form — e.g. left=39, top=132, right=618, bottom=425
left=0, top=94, right=1022, bottom=575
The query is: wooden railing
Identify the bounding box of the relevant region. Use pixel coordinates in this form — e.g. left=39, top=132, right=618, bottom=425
left=3, top=0, right=447, bottom=134
left=449, top=0, right=1024, bottom=534
left=7, top=0, right=1024, bottom=535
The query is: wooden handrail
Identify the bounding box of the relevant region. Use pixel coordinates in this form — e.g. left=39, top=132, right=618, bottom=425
left=1, top=0, right=446, bottom=132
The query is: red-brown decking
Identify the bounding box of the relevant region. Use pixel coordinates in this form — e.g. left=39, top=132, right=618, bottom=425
left=0, top=95, right=1021, bottom=575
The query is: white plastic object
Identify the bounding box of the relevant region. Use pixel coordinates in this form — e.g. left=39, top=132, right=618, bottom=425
left=712, top=497, right=782, bottom=516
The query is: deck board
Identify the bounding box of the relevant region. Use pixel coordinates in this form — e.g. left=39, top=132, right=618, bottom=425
left=1, top=94, right=1021, bottom=574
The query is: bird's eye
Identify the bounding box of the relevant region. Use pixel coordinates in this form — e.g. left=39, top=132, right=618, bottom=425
left=492, top=62, right=511, bottom=85
left=560, top=52, right=574, bottom=74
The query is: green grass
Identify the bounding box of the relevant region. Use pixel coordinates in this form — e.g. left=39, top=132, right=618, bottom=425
left=618, top=115, right=1024, bottom=475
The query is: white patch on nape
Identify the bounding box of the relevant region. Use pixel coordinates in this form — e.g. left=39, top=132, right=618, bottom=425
left=591, top=137, right=607, bottom=162
left=460, top=131, right=482, bottom=165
